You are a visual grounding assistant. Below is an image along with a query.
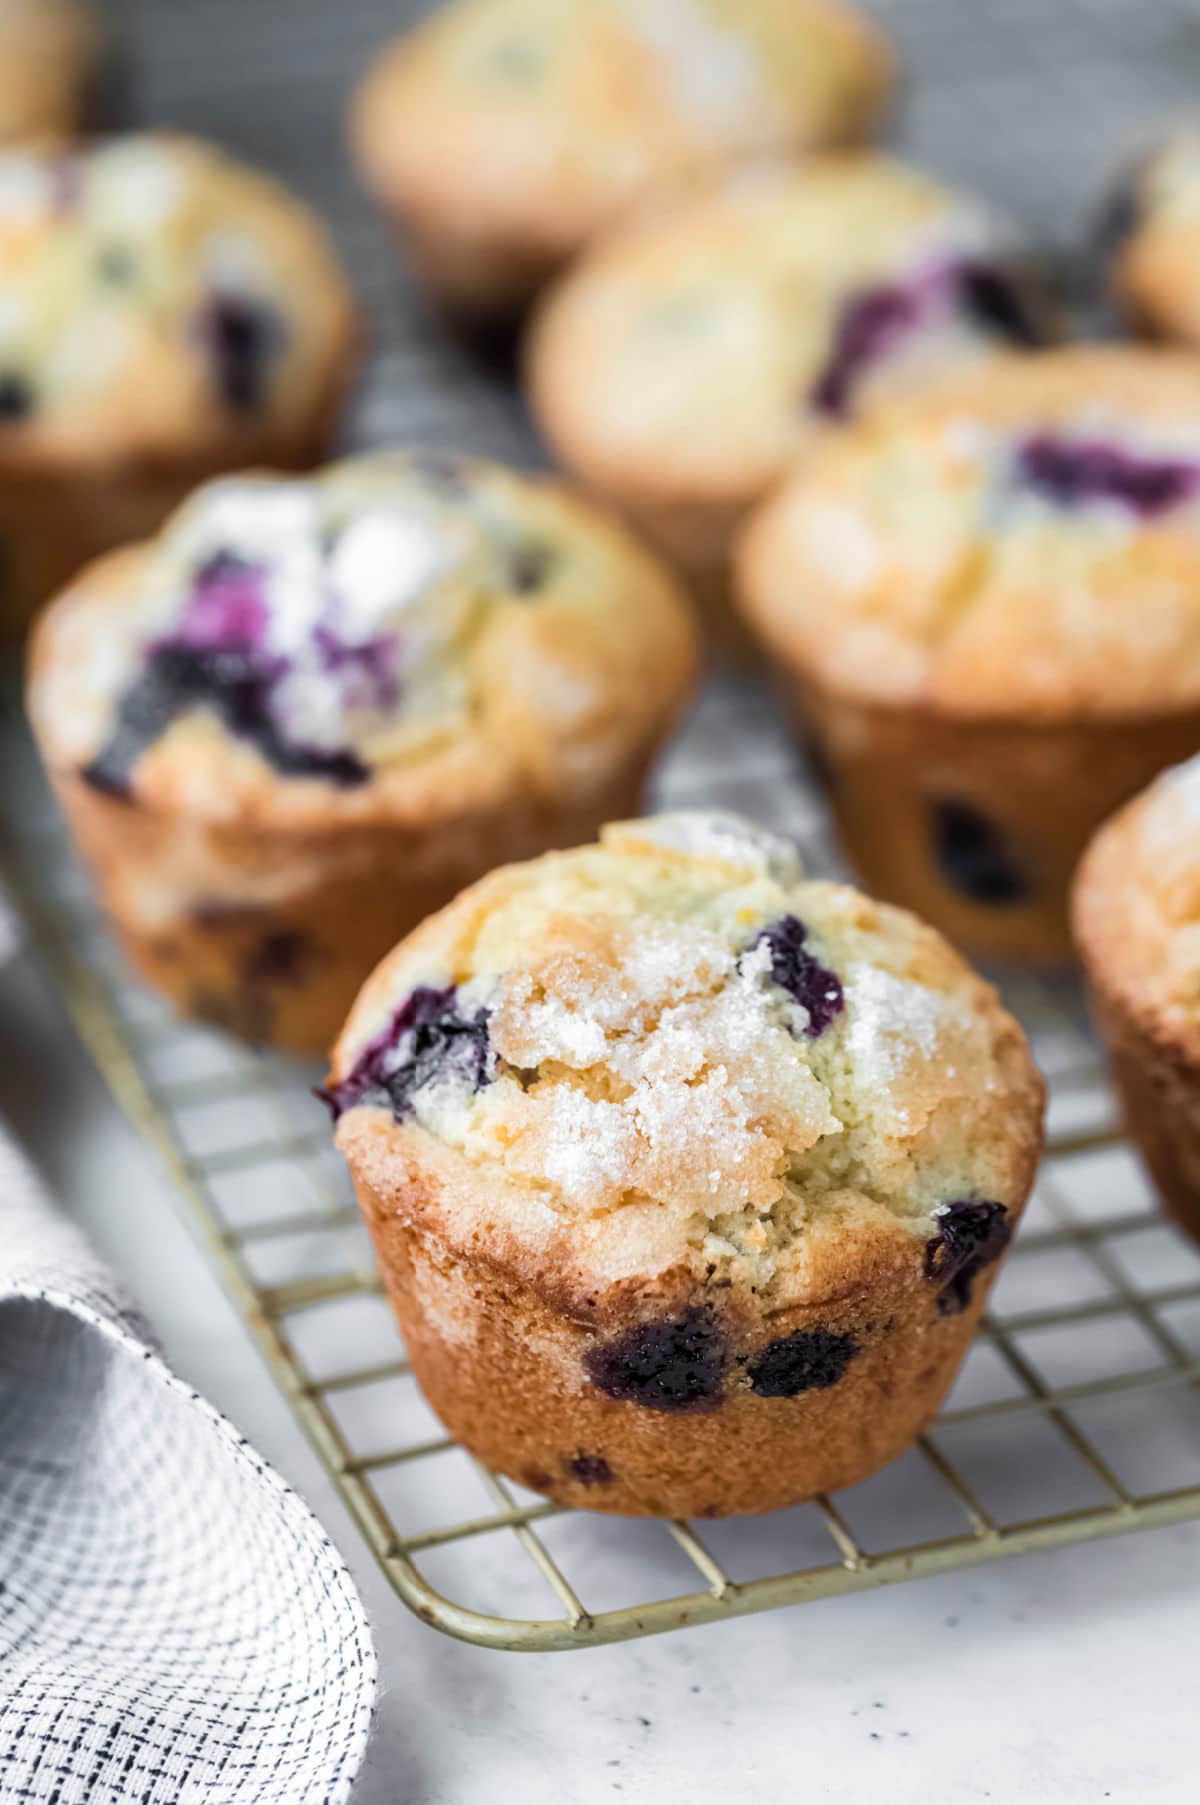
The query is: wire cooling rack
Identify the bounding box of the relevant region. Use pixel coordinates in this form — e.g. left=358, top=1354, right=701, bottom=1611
left=10, top=0, right=1200, bottom=1652
left=6, top=685, right=1200, bottom=1653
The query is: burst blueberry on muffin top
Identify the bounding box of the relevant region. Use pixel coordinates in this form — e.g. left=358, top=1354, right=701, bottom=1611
left=0, top=132, right=355, bottom=459
left=327, top=811, right=1041, bottom=1339
left=737, top=346, right=1200, bottom=718
left=30, top=453, right=697, bottom=821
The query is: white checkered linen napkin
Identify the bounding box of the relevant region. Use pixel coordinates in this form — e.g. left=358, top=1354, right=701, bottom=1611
left=0, top=1132, right=376, bottom=1805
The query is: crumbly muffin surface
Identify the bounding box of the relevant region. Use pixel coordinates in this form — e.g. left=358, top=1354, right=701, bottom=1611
left=29, top=454, right=696, bottom=827
left=355, top=0, right=892, bottom=237
left=531, top=156, right=1053, bottom=505
left=0, top=132, right=354, bottom=462
left=329, top=813, right=1042, bottom=1309
left=738, top=347, right=1200, bottom=718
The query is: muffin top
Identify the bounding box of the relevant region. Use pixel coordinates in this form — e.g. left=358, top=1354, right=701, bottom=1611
left=29, top=453, right=697, bottom=829
left=529, top=156, right=1054, bottom=511
left=738, top=346, right=1200, bottom=720
left=0, top=132, right=356, bottom=467
left=1075, top=758, right=1200, bottom=1055
left=0, top=0, right=97, bottom=146
left=327, top=812, right=1042, bottom=1316
left=353, top=0, right=892, bottom=271
left=1108, top=125, right=1200, bottom=342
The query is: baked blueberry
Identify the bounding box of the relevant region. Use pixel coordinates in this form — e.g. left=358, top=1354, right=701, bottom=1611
left=200, top=293, right=282, bottom=412
left=746, top=1327, right=859, bottom=1397
left=564, top=1452, right=614, bottom=1487
left=318, top=983, right=494, bottom=1122
left=811, top=283, right=919, bottom=417
left=1017, top=435, right=1199, bottom=515
left=925, top=1199, right=1011, bottom=1315
left=0, top=373, right=34, bottom=421
left=931, top=800, right=1026, bottom=906
left=752, top=914, right=844, bottom=1037
left=956, top=260, right=1046, bottom=348
left=585, top=1309, right=726, bottom=1414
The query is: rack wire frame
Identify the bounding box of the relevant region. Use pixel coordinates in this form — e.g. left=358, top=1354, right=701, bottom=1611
left=8, top=685, right=1200, bottom=1654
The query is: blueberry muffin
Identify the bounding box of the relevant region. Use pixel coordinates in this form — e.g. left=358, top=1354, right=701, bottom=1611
left=1106, top=127, right=1200, bottom=346
left=325, top=811, right=1043, bottom=1518
left=27, top=454, right=698, bottom=1055
left=1074, top=759, right=1200, bottom=1245
left=529, top=155, right=1055, bottom=650
left=737, top=346, right=1200, bottom=964
left=0, top=0, right=99, bottom=146
left=351, top=0, right=894, bottom=321
left=0, top=132, right=359, bottom=636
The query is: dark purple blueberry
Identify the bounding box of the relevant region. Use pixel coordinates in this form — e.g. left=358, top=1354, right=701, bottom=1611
left=752, top=915, right=844, bottom=1038
left=810, top=283, right=922, bottom=417
left=746, top=1327, right=859, bottom=1398
left=317, top=984, right=494, bottom=1123
left=507, top=540, right=555, bottom=594
left=199, top=294, right=282, bottom=412
left=242, top=930, right=311, bottom=987
left=0, top=373, right=33, bottom=421
left=931, top=800, right=1025, bottom=906
left=312, top=624, right=401, bottom=709
left=955, top=261, right=1048, bottom=348
left=565, top=1452, right=614, bottom=1487
left=925, top=1199, right=1011, bottom=1315
left=178, top=554, right=268, bottom=650
left=584, top=1309, right=726, bottom=1413
left=82, top=643, right=370, bottom=799
left=1016, top=435, right=1200, bottom=515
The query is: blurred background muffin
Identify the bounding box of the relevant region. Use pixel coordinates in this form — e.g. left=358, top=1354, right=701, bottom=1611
left=0, top=0, right=99, bottom=147
left=0, top=132, right=360, bottom=637
left=27, top=452, right=697, bottom=1053
left=1107, top=125, right=1200, bottom=345
left=737, top=346, right=1200, bottom=963
left=529, top=154, right=1057, bottom=653
left=351, top=0, right=894, bottom=323
left=1074, top=759, right=1200, bottom=1246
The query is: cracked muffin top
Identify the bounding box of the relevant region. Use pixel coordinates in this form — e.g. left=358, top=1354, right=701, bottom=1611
left=0, top=132, right=356, bottom=466
left=0, top=0, right=98, bottom=146
left=1075, top=757, right=1200, bottom=1054
left=353, top=0, right=892, bottom=288
left=28, top=452, right=697, bottom=829
left=1108, top=125, right=1200, bottom=345
left=738, top=347, right=1200, bottom=719
left=530, top=155, right=1055, bottom=512
left=327, top=812, right=1043, bottom=1314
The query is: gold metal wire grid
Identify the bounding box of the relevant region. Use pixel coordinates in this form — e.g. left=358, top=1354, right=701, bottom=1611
left=7, top=687, right=1200, bottom=1653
